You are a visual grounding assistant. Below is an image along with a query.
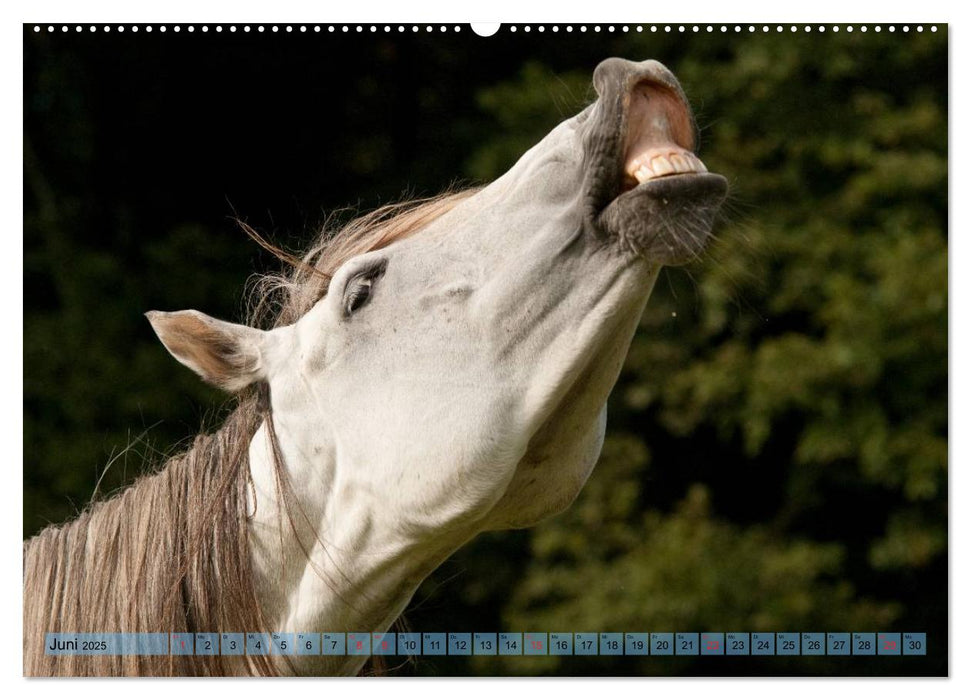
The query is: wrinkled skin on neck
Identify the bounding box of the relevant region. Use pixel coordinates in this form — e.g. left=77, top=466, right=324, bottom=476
left=150, top=58, right=726, bottom=674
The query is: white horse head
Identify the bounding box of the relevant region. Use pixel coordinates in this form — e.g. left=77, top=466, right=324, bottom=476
left=146, top=57, right=726, bottom=673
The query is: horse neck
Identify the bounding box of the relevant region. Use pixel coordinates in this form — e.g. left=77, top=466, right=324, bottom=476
left=246, top=418, right=462, bottom=675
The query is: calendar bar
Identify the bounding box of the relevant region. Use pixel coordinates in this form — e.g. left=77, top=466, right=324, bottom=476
left=43, top=631, right=927, bottom=657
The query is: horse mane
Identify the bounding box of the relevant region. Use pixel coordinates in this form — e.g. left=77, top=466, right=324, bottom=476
left=22, top=189, right=476, bottom=676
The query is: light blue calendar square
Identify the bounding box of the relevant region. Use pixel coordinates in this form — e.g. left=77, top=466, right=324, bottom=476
left=701, top=633, right=724, bottom=655
left=524, top=632, right=547, bottom=655
left=550, top=633, right=572, bottom=655
left=903, top=633, right=926, bottom=656
left=853, top=633, right=876, bottom=655
left=136, top=633, right=169, bottom=655
left=574, top=633, right=598, bottom=655
left=195, top=633, right=218, bottom=656
left=676, top=633, right=699, bottom=655
left=827, top=633, right=850, bottom=655
left=751, top=632, right=775, bottom=655
left=372, top=632, right=396, bottom=655
left=296, top=633, right=320, bottom=655
left=347, top=633, right=371, bottom=655
left=448, top=633, right=471, bottom=655
left=398, top=632, right=421, bottom=655
left=220, top=633, right=244, bottom=655
left=473, top=633, right=497, bottom=655
left=322, top=633, right=345, bottom=655
left=651, top=633, right=674, bottom=655
left=600, top=633, right=623, bottom=655
left=170, top=632, right=193, bottom=655
left=423, top=633, right=446, bottom=655
left=776, top=632, right=799, bottom=655
left=802, top=633, right=824, bottom=656
left=625, top=633, right=649, bottom=655
left=271, top=633, right=294, bottom=655
left=246, top=633, right=270, bottom=655
left=878, top=633, right=901, bottom=656
left=499, top=633, right=522, bottom=655
left=726, top=633, right=749, bottom=655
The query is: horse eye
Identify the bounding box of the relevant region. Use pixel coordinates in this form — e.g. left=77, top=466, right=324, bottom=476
left=344, top=278, right=374, bottom=316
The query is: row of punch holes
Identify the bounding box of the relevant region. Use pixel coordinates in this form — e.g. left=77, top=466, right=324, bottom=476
left=33, top=25, right=938, bottom=35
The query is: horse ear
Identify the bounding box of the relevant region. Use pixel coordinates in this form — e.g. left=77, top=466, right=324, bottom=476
left=145, top=310, right=268, bottom=392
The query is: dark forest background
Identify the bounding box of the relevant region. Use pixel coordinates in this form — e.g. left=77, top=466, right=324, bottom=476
left=23, top=25, right=947, bottom=675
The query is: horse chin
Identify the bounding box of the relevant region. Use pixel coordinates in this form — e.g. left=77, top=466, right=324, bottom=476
left=598, top=172, right=728, bottom=266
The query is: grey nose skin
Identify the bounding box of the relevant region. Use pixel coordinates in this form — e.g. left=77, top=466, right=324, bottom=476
left=592, top=58, right=684, bottom=101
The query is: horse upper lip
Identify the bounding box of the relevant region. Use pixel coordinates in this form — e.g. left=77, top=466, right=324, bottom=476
left=618, top=78, right=707, bottom=193
left=583, top=59, right=707, bottom=213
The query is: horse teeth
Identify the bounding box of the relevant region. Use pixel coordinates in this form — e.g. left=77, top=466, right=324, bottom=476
left=651, top=155, right=675, bottom=177
left=689, top=153, right=708, bottom=172
left=627, top=151, right=708, bottom=184
left=670, top=154, right=690, bottom=173
left=633, top=164, right=654, bottom=184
